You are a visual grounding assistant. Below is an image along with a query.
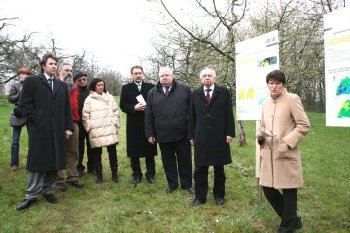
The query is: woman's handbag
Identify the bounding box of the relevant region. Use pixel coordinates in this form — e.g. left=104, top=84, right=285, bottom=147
left=9, top=111, right=27, bottom=127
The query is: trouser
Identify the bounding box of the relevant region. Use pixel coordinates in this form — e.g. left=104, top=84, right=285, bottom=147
left=10, top=125, right=23, bottom=167
left=159, top=138, right=192, bottom=189
left=262, top=186, right=298, bottom=227
left=57, top=122, right=79, bottom=183
left=24, top=170, right=57, bottom=200
left=194, top=165, right=226, bottom=202
left=77, top=121, right=94, bottom=172
left=93, top=144, right=118, bottom=172
left=130, top=156, right=155, bottom=179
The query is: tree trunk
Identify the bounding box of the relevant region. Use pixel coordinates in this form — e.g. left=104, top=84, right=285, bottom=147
left=237, top=120, right=247, bottom=146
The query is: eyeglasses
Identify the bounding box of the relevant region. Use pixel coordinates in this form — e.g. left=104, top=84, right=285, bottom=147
left=77, top=78, right=87, bottom=82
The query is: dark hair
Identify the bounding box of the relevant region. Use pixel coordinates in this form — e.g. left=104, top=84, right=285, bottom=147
left=130, top=65, right=143, bottom=74
left=40, top=53, right=58, bottom=73
left=266, top=69, right=286, bottom=84
left=73, top=71, right=87, bottom=82
left=89, top=78, right=106, bottom=93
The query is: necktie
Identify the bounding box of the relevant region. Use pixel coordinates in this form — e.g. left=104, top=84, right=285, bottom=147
left=48, top=78, right=53, bottom=90
left=205, top=89, right=211, bottom=104
left=137, top=83, right=141, bottom=91
left=164, top=87, right=170, bottom=97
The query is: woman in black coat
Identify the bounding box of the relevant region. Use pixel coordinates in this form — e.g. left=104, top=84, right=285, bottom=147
left=188, top=67, right=235, bottom=206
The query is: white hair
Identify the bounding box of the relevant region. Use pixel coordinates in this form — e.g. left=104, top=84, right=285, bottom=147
left=199, top=67, right=216, bottom=78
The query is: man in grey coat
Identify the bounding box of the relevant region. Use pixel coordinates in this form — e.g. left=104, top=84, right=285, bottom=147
left=14, top=53, right=73, bottom=211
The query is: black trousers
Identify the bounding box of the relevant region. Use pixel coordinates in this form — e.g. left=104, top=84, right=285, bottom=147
left=92, top=144, right=118, bottom=171
left=77, top=121, right=94, bottom=172
left=130, top=156, right=155, bottom=179
left=194, top=165, right=226, bottom=202
left=262, top=186, right=298, bottom=227
left=159, top=138, right=192, bottom=189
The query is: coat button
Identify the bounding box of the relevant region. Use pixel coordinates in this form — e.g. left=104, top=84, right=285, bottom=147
left=206, top=114, right=210, bottom=117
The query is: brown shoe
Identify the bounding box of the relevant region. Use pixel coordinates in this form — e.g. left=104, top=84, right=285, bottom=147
left=66, top=180, right=84, bottom=189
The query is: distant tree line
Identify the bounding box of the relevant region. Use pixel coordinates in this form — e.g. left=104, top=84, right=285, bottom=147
left=0, top=18, right=123, bottom=95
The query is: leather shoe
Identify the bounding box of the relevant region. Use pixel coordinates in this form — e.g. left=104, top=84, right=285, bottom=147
left=43, top=193, right=57, bottom=204
left=16, top=198, right=37, bottom=211
left=133, top=177, right=141, bottom=184
left=77, top=170, right=84, bottom=178
left=56, top=183, right=67, bottom=192
left=191, top=198, right=205, bottom=206
left=277, top=217, right=303, bottom=233
left=66, top=180, right=84, bottom=189
left=166, top=186, right=177, bottom=193
left=215, top=197, right=225, bottom=205
left=146, top=177, right=155, bottom=184
left=185, top=187, right=195, bottom=195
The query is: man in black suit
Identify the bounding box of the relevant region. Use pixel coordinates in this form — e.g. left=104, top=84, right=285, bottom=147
left=188, top=67, right=235, bottom=206
left=120, top=65, right=157, bottom=184
left=15, top=53, right=73, bottom=211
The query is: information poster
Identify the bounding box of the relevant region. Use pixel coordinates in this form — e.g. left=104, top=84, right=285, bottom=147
left=235, top=30, right=279, bottom=120
left=324, top=7, right=350, bottom=127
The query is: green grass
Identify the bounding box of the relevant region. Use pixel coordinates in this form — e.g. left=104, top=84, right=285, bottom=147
left=0, top=95, right=349, bottom=233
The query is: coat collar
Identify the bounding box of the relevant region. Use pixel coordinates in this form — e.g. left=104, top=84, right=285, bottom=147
left=195, top=84, right=222, bottom=105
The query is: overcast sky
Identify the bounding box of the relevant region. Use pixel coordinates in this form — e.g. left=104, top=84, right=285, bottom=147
left=0, top=0, right=165, bottom=77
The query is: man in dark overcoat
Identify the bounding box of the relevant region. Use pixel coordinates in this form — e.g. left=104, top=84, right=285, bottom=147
left=188, top=67, right=235, bottom=206
left=145, top=67, right=194, bottom=195
left=120, top=65, right=157, bottom=184
left=15, top=53, right=73, bottom=211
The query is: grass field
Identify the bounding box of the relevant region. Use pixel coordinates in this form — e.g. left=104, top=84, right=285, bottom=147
left=0, top=95, right=349, bottom=233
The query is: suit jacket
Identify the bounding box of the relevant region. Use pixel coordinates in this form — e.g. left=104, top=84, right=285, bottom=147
left=259, top=88, right=310, bottom=189
left=120, top=82, right=157, bottom=157
left=189, top=85, right=235, bottom=166
left=15, top=74, right=73, bottom=171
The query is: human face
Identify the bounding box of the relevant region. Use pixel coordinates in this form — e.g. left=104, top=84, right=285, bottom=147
left=76, top=76, right=87, bottom=87
left=159, top=70, right=173, bottom=87
left=200, top=70, right=216, bottom=87
left=95, top=81, right=104, bottom=95
left=131, top=68, right=144, bottom=83
left=42, top=58, right=57, bottom=76
left=268, top=79, right=284, bottom=99
left=59, top=65, right=73, bottom=81
left=18, top=73, right=29, bottom=82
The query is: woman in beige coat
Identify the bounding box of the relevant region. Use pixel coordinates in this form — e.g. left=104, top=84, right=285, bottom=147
left=82, top=78, right=120, bottom=183
left=257, top=70, right=310, bottom=233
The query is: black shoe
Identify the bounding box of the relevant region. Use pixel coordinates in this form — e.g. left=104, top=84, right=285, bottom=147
left=277, top=217, right=303, bottom=233
left=184, top=187, right=195, bottom=195
left=166, top=186, right=177, bottom=193
left=191, top=198, right=205, bottom=206
left=77, top=170, right=84, bottom=178
left=43, top=193, right=57, bottom=204
left=66, top=180, right=84, bottom=189
left=112, top=174, right=119, bottom=183
left=146, top=177, right=155, bottom=184
left=88, top=169, right=96, bottom=175
left=16, top=198, right=37, bottom=211
left=56, top=183, right=67, bottom=192
left=133, top=177, right=142, bottom=184
left=215, top=197, right=225, bottom=205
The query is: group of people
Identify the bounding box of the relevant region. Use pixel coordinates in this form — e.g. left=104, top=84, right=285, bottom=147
left=8, top=53, right=310, bottom=233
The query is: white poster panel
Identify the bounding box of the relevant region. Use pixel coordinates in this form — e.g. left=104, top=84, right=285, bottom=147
left=324, top=7, right=350, bottom=127
left=235, top=30, right=279, bottom=120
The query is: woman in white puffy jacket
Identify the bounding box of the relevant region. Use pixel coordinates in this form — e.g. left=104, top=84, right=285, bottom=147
left=82, top=78, right=120, bottom=183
